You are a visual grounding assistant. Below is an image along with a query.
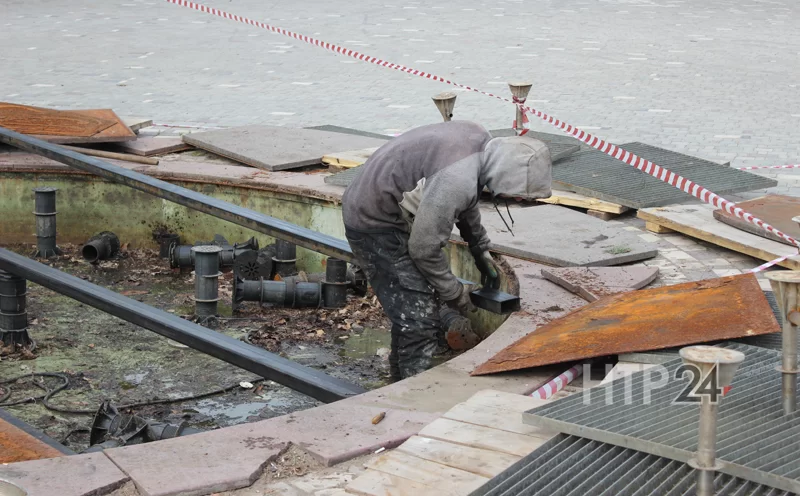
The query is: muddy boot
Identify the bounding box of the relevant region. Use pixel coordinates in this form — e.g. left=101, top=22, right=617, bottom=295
left=440, top=307, right=481, bottom=351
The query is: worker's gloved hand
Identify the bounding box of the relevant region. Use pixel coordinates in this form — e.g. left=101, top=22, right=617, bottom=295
left=445, top=284, right=477, bottom=316
left=471, top=247, right=499, bottom=289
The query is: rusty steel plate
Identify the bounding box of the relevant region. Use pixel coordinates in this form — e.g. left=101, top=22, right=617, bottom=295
left=472, top=274, right=779, bottom=375
left=0, top=414, right=66, bottom=463
left=714, top=194, right=800, bottom=246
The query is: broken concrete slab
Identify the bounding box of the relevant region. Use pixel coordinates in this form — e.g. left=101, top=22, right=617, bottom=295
left=473, top=274, right=780, bottom=375
left=183, top=125, right=387, bottom=171
left=453, top=204, right=657, bottom=267
left=713, top=194, right=800, bottom=246
left=110, top=136, right=192, bottom=156
left=541, top=266, right=659, bottom=301
left=122, top=117, right=153, bottom=133
left=0, top=452, right=129, bottom=496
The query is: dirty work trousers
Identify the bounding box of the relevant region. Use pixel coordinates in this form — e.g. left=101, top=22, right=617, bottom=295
left=345, top=227, right=439, bottom=379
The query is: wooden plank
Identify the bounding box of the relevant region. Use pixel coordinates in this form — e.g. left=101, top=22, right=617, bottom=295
left=396, top=436, right=519, bottom=478
left=418, top=418, right=546, bottom=457
left=713, top=194, right=800, bottom=246
left=645, top=221, right=674, bottom=234
left=538, top=189, right=629, bottom=214
left=0, top=102, right=116, bottom=137
left=442, top=402, right=554, bottom=437
left=322, top=147, right=379, bottom=168
left=462, top=389, right=549, bottom=413
left=110, top=137, right=192, bottom=156
left=346, top=470, right=442, bottom=496
left=64, top=145, right=159, bottom=165
left=638, top=204, right=800, bottom=270
left=366, top=451, right=488, bottom=495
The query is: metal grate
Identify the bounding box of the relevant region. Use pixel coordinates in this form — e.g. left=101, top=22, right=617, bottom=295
left=323, top=140, right=580, bottom=187
left=552, top=143, right=777, bottom=209
left=471, top=434, right=794, bottom=496
left=524, top=343, right=800, bottom=493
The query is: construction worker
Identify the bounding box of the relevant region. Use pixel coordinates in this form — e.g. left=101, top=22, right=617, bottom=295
left=342, top=120, right=552, bottom=380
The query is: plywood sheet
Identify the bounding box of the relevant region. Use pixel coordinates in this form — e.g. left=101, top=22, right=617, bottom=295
left=713, top=194, right=800, bottom=246
left=0, top=102, right=115, bottom=136
left=366, top=451, right=488, bottom=495
left=396, top=436, right=519, bottom=478
left=638, top=203, right=800, bottom=270
left=418, top=418, right=546, bottom=457
left=183, top=125, right=388, bottom=171
left=473, top=274, right=780, bottom=375
left=322, top=147, right=379, bottom=168
left=553, top=143, right=777, bottom=209
left=454, top=204, right=657, bottom=266
left=537, top=189, right=628, bottom=214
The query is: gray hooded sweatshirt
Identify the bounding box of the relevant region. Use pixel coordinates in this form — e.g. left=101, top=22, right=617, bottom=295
left=342, top=120, right=552, bottom=301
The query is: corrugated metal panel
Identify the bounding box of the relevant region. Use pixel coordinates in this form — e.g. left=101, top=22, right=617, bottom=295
left=471, top=434, right=794, bottom=496
left=552, top=143, right=777, bottom=209
left=524, top=343, right=800, bottom=493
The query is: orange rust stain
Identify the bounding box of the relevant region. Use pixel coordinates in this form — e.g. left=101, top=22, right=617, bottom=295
left=0, top=418, right=64, bottom=463
left=473, top=274, right=779, bottom=376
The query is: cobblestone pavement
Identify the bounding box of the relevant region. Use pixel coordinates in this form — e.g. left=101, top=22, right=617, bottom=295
left=3, top=0, right=800, bottom=168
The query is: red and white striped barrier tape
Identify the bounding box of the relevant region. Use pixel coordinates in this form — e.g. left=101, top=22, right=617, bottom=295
left=531, top=364, right=583, bottom=400
left=163, top=0, right=799, bottom=269
left=735, top=164, right=800, bottom=171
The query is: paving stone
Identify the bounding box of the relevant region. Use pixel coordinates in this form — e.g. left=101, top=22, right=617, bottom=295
left=541, top=266, right=659, bottom=302
left=0, top=452, right=129, bottom=496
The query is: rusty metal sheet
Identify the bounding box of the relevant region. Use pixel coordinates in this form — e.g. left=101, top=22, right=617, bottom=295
left=472, top=274, right=779, bottom=375
left=714, top=194, right=800, bottom=246
left=0, top=103, right=136, bottom=144
left=0, top=412, right=66, bottom=463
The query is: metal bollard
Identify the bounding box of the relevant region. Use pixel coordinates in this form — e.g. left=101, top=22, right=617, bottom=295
left=32, top=186, right=62, bottom=258
left=679, top=345, right=745, bottom=496
left=322, top=258, right=348, bottom=308
left=0, top=269, right=32, bottom=348
left=507, top=81, right=533, bottom=135
left=192, top=245, right=222, bottom=320
left=273, top=239, right=297, bottom=277
left=765, top=271, right=800, bottom=415
left=432, top=91, right=457, bottom=122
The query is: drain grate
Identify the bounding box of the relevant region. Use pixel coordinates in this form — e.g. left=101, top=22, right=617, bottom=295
left=524, top=343, right=800, bottom=493
left=471, top=434, right=793, bottom=496
left=552, top=143, right=777, bottom=209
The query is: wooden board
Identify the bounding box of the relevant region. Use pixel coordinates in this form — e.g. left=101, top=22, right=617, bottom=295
left=638, top=203, right=800, bottom=270
left=396, top=436, right=519, bottom=478
left=418, top=418, right=546, bottom=457
left=538, top=189, right=628, bottom=214
left=322, top=147, right=379, bottom=168
left=0, top=102, right=115, bottom=136
left=346, top=470, right=441, bottom=496
left=442, top=402, right=552, bottom=436
left=365, top=451, right=488, bottom=495
left=42, top=109, right=137, bottom=144
left=473, top=274, right=780, bottom=375
left=713, top=194, right=800, bottom=246
left=122, top=117, right=153, bottom=133
left=110, top=137, right=192, bottom=156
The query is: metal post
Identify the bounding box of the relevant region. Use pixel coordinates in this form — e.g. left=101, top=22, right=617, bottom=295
left=679, top=345, right=745, bottom=496
left=0, top=269, right=31, bottom=348
left=32, top=186, right=62, bottom=258
left=322, top=258, right=348, bottom=308
left=192, top=245, right=222, bottom=320
left=766, top=271, right=800, bottom=415
left=0, top=247, right=365, bottom=402
left=432, top=92, right=457, bottom=122
left=508, top=81, right=533, bottom=135
left=273, top=239, right=297, bottom=277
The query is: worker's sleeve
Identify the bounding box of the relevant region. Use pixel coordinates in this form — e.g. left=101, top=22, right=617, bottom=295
left=408, top=160, right=481, bottom=302
left=455, top=204, right=491, bottom=252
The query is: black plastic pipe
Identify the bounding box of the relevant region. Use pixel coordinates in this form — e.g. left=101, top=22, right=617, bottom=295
left=235, top=277, right=321, bottom=308
left=323, top=258, right=348, bottom=308
left=273, top=239, right=297, bottom=277
left=0, top=269, right=31, bottom=348
left=0, top=248, right=365, bottom=402
left=193, top=245, right=222, bottom=319
left=32, top=186, right=62, bottom=258
left=82, top=231, right=120, bottom=263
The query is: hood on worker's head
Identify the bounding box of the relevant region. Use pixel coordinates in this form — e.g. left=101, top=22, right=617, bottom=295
left=479, top=136, right=552, bottom=200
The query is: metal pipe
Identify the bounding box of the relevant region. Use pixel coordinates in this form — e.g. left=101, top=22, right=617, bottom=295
left=0, top=126, right=518, bottom=315
left=32, top=186, right=62, bottom=258
left=170, top=237, right=258, bottom=270
left=695, top=396, right=718, bottom=496
left=783, top=283, right=798, bottom=414
left=235, top=277, right=321, bottom=308
left=0, top=269, right=31, bottom=348
left=273, top=239, right=297, bottom=277
left=155, top=233, right=180, bottom=259
left=508, top=82, right=533, bottom=135
left=322, top=258, right=348, bottom=308
left=192, top=245, right=222, bottom=319
left=82, top=231, right=120, bottom=263
left=0, top=248, right=364, bottom=402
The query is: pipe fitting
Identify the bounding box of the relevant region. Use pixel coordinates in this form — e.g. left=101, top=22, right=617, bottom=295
left=155, top=233, right=180, bottom=259
left=0, top=269, right=32, bottom=349
left=82, top=231, right=121, bottom=263
left=322, top=258, right=348, bottom=308
left=273, top=239, right=297, bottom=277
left=234, top=276, right=321, bottom=308
left=192, top=245, right=222, bottom=319
left=170, top=236, right=260, bottom=270
left=32, top=186, right=62, bottom=258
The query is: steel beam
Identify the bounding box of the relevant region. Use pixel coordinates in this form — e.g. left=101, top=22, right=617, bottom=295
left=0, top=248, right=365, bottom=403
left=0, top=126, right=519, bottom=314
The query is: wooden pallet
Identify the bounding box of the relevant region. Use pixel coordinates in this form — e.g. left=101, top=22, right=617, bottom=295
left=346, top=390, right=555, bottom=495
left=538, top=190, right=629, bottom=220
left=638, top=203, right=800, bottom=270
